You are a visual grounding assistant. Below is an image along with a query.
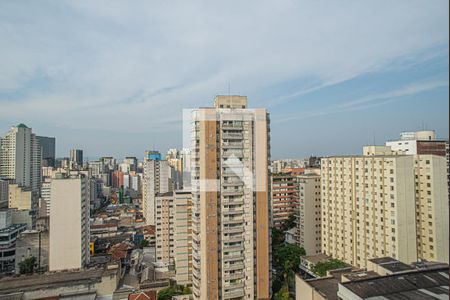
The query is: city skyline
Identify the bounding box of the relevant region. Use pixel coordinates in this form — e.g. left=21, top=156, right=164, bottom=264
left=0, top=1, right=448, bottom=159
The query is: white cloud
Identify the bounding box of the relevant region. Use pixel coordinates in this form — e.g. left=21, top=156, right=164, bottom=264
left=0, top=0, right=448, bottom=133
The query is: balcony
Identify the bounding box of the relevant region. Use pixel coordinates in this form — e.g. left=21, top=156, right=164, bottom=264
left=222, top=142, right=243, bottom=149
left=222, top=189, right=244, bottom=196
left=223, top=244, right=244, bottom=252
left=223, top=289, right=245, bottom=300
left=223, top=262, right=245, bottom=272
left=223, top=271, right=245, bottom=281
left=222, top=150, right=244, bottom=158
left=223, top=180, right=244, bottom=187
left=222, top=217, right=244, bottom=225
left=223, top=226, right=245, bottom=234
left=223, top=253, right=245, bottom=262
left=222, top=133, right=243, bottom=140
left=222, top=125, right=243, bottom=131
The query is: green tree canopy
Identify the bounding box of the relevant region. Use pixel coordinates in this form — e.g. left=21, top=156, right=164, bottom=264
left=19, top=256, right=36, bottom=274
left=273, top=285, right=290, bottom=300
left=312, top=259, right=347, bottom=277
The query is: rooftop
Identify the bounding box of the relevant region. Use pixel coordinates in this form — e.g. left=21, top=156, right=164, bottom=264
left=302, top=253, right=332, bottom=264
left=0, top=268, right=105, bottom=293
left=339, top=267, right=449, bottom=299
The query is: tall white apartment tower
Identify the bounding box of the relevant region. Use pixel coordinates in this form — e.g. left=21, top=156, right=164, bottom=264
left=0, top=124, right=41, bottom=193
left=190, top=96, right=271, bottom=300
left=49, top=173, right=90, bottom=271
left=142, top=151, right=172, bottom=226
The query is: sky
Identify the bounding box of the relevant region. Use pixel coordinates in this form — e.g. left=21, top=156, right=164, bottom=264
left=0, top=1, right=448, bottom=160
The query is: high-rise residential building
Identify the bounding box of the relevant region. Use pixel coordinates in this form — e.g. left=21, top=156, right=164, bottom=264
left=174, top=190, right=192, bottom=286
left=155, top=192, right=175, bottom=266
left=41, top=178, right=51, bottom=217
left=0, top=179, right=8, bottom=209
left=190, top=95, right=270, bottom=300
left=70, top=149, right=83, bottom=168
left=321, top=148, right=417, bottom=268
left=296, top=169, right=321, bottom=255
left=142, top=151, right=172, bottom=226
left=386, top=130, right=450, bottom=197
left=413, top=155, right=448, bottom=262
left=181, top=148, right=192, bottom=190
left=36, top=136, right=56, bottom=167
left=124, top=157, right=138, bottom=172
left=321, top=146, right=449, bottom=268
left=0, top=124, right=42, bottom=194
left=49, top=173, right=90, bottom=271
left=271, top=173, right=298, bottom=229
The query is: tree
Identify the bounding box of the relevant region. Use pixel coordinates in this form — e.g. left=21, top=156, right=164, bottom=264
left=312, top=259, right=347, bottom=277
left=272, top=227, right=285, bottom=247
left=272, top=243, right=305, bottom=294
left=19, top=256, right=36, bottom=274
left=273, top=285, right=290, bottom=300
left=281, top=214, right=296, bottom=232
left=138, top=239, right=149, bottom=249
left=157, top=285, right=189, bottom=300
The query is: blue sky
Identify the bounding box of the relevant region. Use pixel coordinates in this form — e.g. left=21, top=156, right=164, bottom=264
left=0, top=1, right=448, bottom=159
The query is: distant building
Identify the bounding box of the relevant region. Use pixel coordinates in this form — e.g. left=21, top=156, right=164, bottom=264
left=0, top=123, right=41, bottom=194
left=70, top=149, right=84, bottom=168
left=0, top=179, right=8, bottom=209
left=155, top=192, right=175, bottom=266
left=0, top=265, right=120, bottom=299
left=386, top=130, right=450, bottom=198
left=271, top=173, right=298, bottom=229
left=142, top=151, right=172, bottom=226
left=36, top=136, right=56, bottom=167
left=174, top=190, right=192, bottom=286
left=49, top=173, right=90, bottom=271
left=297, top=170, right=321, bottom=255
left=0, top=209, right=27, bottom=274
left=15, top=229, right=49, bottom=273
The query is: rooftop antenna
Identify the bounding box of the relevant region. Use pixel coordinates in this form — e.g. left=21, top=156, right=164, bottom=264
left=373, top=132, right=376, bottom=146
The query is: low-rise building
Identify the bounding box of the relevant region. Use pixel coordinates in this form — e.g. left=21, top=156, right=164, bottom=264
left=15, top=229, right=49, bottom=274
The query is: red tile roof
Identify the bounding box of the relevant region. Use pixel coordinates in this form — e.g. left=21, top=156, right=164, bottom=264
left=128, top=290, right=157, bottom=300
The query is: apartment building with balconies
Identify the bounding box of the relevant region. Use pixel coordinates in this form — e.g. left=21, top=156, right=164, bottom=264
left=190, top=96, right=270, bottom=300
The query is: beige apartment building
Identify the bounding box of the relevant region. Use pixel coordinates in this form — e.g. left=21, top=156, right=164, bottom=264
left=154, top=190, right=193, bottom=284
left=174, top=190, right=193, bottom=286
left=155, top=192, right=175, bottom=266
left=414, top=155, right=448, bottom=262
left=296, top=170, right=321, bottom=255
left=8, top=183, right=32, bottom=210
left=191, top=96, right=270, bottom=300
left=321, top=146, right=449, bottom=269
left=49, top=173, right=90, bottom=271
left=321, top=147, right=417, bottom=268
left=142, top=156, right=172, bottom=226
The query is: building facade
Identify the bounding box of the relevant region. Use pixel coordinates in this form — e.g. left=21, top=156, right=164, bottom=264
left=155, top=192, right=175, bottom=266
left=321, top=148, right=417, bottom=268
left=49, top=173, right=90, bottom=271
left=70, top=149, right=83, bottom=168
left=36, top=136, right=56, bottom=167
left=142, top=153, right=172, bottom=226
left=0, top=124, right=41, bottom=194
left=271, top=173, right=298, bottom=229
left=174, top=190, right=192, bottom=286
left=296, top=170, right=321, bottom=255
left=191, top=96, right=271, bottom=300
